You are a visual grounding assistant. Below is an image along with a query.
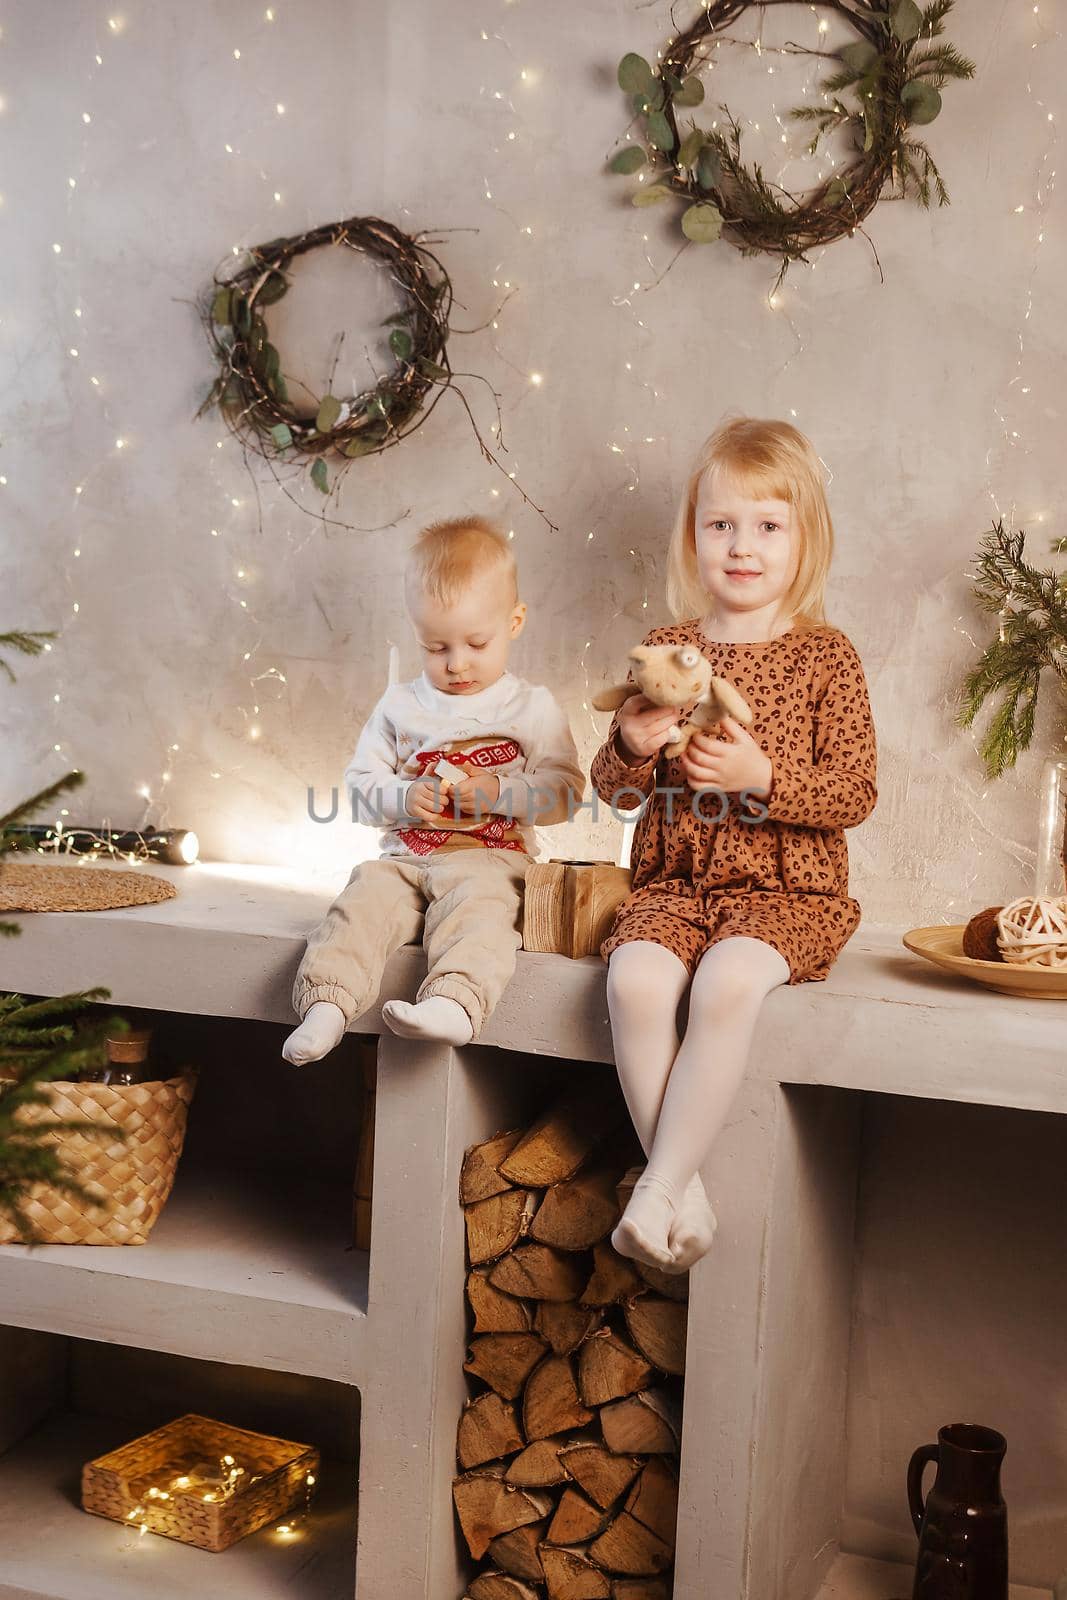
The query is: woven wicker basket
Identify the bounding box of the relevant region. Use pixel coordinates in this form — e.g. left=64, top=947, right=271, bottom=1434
left=0, top=1070, right=196, bottom=1246
left=82, top=1413, right=320, bottom=1552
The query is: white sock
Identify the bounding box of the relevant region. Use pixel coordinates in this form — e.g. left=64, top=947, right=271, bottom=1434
left=382, top=996, right=474, bottom=1046
left=611, top=1172, right=678, bottom=1271
left=282, top=1000, right=348, bottom=1065
left=667, top=1174, right=718, bottom=1272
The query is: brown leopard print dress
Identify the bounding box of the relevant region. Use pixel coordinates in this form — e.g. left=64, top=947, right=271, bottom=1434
left=590, top=619, right=878, bottom=985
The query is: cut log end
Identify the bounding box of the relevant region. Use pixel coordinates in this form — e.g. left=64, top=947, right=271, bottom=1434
left=539, top=1542, right=612, bottom=1600
left=490, top=1242, right=589, bottom=1303
left=623, top=1297, right=688, bottom=1377
left=465, top=1333, right=549, bottom=1400
left=523, top=1354, right=595, bottom=1442
left=453, top=1470, right=554, bottom=1561
left=580, top=1239, right=645, bottom=1307
left=465, top=1188, right=539, bottom=1267
left=461, top=1130, right=524, bottom=1205
left=457, top=1391, right=524, bottom=1471
left=598, top=1390, right=681, bottom=1457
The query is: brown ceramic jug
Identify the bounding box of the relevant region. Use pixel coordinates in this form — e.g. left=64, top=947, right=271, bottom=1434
left=908, top=1423, right=1008, bottom=1599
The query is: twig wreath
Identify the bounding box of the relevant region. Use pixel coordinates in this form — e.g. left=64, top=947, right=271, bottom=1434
left=199, top=217, right=453, bottom=494
left=610, top=0, right=975, bottom=287
left=198, top=214, right=556, bottom=525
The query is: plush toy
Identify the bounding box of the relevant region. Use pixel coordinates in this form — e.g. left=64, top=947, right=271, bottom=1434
left=593, top=643, right=754, bottom=759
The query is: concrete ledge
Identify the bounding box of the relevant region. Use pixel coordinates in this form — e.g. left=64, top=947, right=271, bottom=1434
left=1, top=858, right=1063, bottom=1108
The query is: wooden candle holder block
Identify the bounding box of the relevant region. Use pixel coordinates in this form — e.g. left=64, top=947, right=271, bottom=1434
left=522, top=860, right=633, bottom=960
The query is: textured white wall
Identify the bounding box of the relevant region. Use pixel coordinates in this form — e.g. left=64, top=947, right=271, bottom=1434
left=2, top=1, right=1064, bottom=929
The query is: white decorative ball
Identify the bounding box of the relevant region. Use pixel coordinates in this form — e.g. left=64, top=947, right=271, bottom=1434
left=995, top=895, right=1067, bottom=969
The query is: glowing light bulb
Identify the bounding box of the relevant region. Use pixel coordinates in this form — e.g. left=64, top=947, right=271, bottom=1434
left=529, top=372, right=543, bottom=386
left=53, top=242, right=62, bottom=254
left=82, top=112, right=91, bottom=124
left=276, top=102, right=286, bottom=115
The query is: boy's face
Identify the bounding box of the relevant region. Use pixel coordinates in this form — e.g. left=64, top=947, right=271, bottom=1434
left=408, top=571, right=527, bottom=695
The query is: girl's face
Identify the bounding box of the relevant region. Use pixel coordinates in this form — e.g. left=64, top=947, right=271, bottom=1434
left=693, top=465, right=800, bottom=624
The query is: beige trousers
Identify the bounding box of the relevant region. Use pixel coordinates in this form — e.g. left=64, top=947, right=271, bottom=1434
left=292, top=848, right=532, bottom=1038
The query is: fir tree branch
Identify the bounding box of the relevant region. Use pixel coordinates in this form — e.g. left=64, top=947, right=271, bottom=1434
left=0, top=631, right=57, bottom=684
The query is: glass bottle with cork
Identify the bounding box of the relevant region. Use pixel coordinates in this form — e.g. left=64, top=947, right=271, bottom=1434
left=83, top=1024, right=154, bottom=1085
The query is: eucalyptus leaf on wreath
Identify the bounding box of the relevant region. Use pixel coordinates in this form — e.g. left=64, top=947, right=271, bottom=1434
left=631, top=183, right=674, bottom=208
left=315, top=394, right=342, bottom=434
left=890, top=0, right=923, bottom=44
left=617, top=51, right=654, bottom=95
left=681, top=202, right=724, bottom=243
left=677, top=129, right=705, bottom=170
left=646, top=112, right=675, bottom=153
left=901, top=80, right=942, bottom=125
left=673, top=76, right=705, bottom=108
left=610, top=146, right=648, bottom=175
left=310, top=457, right=330, bottom=495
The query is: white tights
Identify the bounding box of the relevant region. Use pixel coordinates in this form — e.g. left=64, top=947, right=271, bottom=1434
left=606, top=936, right=790, bottom=1272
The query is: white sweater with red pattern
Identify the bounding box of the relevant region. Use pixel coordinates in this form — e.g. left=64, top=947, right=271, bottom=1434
left=343, top=670, right=585, bottom=859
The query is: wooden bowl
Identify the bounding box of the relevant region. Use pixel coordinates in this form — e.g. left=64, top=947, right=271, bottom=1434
left=902, top=925, right=1067, bottom=1000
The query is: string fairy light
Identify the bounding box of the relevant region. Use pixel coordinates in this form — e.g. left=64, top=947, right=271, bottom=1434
left=115, top=1443, right=318, bottom=1548
left=21, top=6, right=313, bottom=863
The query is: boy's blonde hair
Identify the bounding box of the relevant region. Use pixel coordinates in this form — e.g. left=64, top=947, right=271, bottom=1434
left=405, top=515, right=519, bottom=607
left=665, top=415, right=832, bottom=630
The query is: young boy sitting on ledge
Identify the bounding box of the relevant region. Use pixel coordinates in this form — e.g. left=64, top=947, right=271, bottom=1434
left=283, top=516, right=585, bottom=1064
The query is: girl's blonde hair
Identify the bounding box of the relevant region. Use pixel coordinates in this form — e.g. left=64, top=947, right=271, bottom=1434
left=665, top=415, right=832, bottom=630
left=406, top=515, right=518, bottom=606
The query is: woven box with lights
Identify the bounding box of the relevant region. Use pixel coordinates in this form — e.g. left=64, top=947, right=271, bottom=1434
left=81, top=1413, right=320, bottom=1553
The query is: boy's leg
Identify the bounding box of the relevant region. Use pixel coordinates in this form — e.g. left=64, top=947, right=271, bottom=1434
left=385, top=849, right=530, bottom=1040
left=289, top=859, right=424, bottom=1040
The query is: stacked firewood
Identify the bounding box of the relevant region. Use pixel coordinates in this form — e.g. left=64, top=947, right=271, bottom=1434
left=453, top=1082, right=688, bottom=1600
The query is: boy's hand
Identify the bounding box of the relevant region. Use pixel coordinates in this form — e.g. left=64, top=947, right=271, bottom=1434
left=406, top=778, right=452, bottom=825
left=616, top=693, right=684, bottom=764
left=681, top=716, right=773, bottom=796
left=448, top=770, right=502, bottom=818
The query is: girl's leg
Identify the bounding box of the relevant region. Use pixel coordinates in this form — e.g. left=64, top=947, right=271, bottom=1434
left=605, top=940, right=691, bottom=1156
left=615, top=935, right=790, bottom=1269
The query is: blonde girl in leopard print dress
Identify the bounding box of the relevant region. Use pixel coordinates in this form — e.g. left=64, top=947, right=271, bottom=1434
left=591, top=416, right=878, bottom=1274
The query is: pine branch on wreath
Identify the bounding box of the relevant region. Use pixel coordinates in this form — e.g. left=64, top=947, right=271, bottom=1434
left=956, top=520, right=1067, bottom=779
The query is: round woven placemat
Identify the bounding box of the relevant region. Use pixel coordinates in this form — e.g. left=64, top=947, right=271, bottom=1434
left=0, top=862, right=178, bottom=913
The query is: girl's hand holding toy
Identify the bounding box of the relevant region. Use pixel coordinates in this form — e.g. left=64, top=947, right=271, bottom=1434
left=681, top=717, right=773, bottom=798
left=616, top=693, right=687, bottom=763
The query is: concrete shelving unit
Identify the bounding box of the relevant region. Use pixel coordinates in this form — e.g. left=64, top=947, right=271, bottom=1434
left=1, top=858, right=1064, bottom=1599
